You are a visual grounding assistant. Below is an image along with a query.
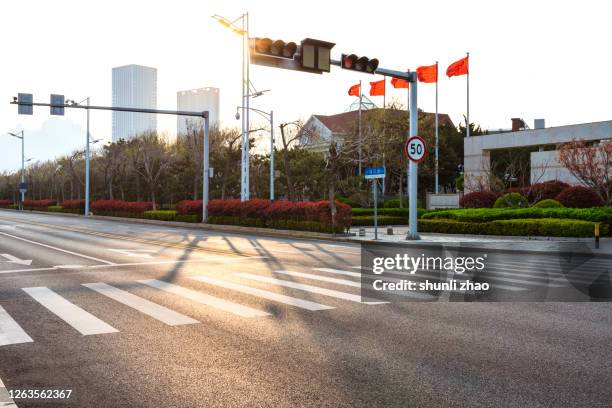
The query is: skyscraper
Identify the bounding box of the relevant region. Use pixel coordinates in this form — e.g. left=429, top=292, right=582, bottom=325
left=176, top=87, right=220, bottom=137
left=112, top=64, right=157, bottom=141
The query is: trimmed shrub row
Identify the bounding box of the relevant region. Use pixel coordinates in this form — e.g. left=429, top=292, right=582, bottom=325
left=419, top=218, right=607, bottom=237
left=177, top=199, right=352, bottom=230
left=351, top=207, right=431, bottom=218
left=0, top=200, right=13, bottom=207
left=143, top=210, right=177, bottom=221
left=422, top=207, right=612, bottom=229
left=23, top=199, right=57, bottom=210
left=208, top=216, right=345, bottom=233
left=91, top=200, right=153, bottom=215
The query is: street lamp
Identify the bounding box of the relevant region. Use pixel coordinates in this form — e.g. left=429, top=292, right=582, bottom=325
left=7, top=130, right=26, bottom=209
left=212, top=12, right=251, bottom=201
left=235, top=107, right=275, bottom=200
left=66, top=97, right=92, bottom=216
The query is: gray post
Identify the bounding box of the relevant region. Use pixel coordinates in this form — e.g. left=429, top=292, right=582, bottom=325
left=373, top=180, right=378, bottom=240
left=407, top=72, right=419, bottom=240
left=202, top=117, right=210, bottom=223
left=244, top=12, right=251, bottom=201
left=435, top=61, right=439, bottom=194
left=20, top=132, right=25, bottom=209
left=270, top=110, right=274, bottom=201
left=85, top=97, right=91, bottom=216
left=466, top=52, right=470, bottom=138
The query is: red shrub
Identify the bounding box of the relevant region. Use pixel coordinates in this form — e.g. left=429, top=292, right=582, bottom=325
left=526, top=180, right=570, bottom=203
left=0, top=199, right=13, bottom=206
left=555, top=186, right=604, bottom=208
left=23, top=199, right=56, bottom=208
left=91, top=200, right=153, bottom=214
left=62, top=199, right=86, bottom=209
left=460, top=191, right=499, bottom=208
left=199, top=199, right=351, bottom=228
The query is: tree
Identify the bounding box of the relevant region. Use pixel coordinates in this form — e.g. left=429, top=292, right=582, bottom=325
left=130, top=132, right=172, bottom=209
left=559, top=140, right=612, bottom=204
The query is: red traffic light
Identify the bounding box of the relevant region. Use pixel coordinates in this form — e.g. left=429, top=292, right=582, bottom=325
left=341, top=54, right=379, bottom=74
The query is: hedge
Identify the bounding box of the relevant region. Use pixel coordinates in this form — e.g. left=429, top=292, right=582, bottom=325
left=418, top=218, right=606, bottom=237
left=532, top=199, right=564, bottom=209
left=143, top=210, right=177, bottom=221
left=422, top=207, right=612, bottom=225
left=23, top=199, right=56, bottom=210
left=460, top=191, right=499, bottom=208
left=0, top=200, right=13, bottom=207
left=62, top=199, right=86, bottom=209
left=351, top=216, right=408, bottom=226
left=351, top=208, right=431, bottom=218
left=208, top=215, right=346, bottom=233
left=177, top=198, right=352, bottom=230
left=91, top=200, right=153, bottom=216
left=493, top=193, right=529, bottom=209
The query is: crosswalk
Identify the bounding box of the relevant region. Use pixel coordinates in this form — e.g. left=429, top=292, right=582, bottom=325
left=0, top=261, right=602, bottom=347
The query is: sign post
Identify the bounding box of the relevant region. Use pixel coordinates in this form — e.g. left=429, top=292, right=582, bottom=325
left=405, top=130, right=427, bottom=240
left=365, top=167, right=385, bottom=240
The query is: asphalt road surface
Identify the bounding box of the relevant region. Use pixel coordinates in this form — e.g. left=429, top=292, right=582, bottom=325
left=0, top=210, right=610, bottom=408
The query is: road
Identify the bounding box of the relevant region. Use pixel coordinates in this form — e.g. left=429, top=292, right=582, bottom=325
left=0, top=209, right=610, bottom=408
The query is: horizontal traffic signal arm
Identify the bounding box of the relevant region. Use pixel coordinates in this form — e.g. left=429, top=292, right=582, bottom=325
left=254, top=38, right=298, bottom=59
left=340, top=54, right=379, bottom=73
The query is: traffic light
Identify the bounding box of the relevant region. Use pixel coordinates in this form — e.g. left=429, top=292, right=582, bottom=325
left=250, top=37, right=335, bottom=74
left=253, top=38, right=297, bottom=59
left=341, top=54, right=379, bottom=74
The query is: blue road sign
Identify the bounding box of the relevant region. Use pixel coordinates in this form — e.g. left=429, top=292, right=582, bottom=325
left=18, top=182, right=26, bottom=190
left=17, top=93, right=33, bottom=115
left=50, top=94, right=65, bottom=116
left=364, top=166, right=385, bottom=179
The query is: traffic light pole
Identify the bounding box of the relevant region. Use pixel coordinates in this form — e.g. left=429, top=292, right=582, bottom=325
left=407, top=74, right=419, bottom=240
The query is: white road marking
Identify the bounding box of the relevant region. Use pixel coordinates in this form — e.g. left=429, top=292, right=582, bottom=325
left=0, top=232, right=115, bottom=265
left=237, top=273, right=387, bottom=305
left=274, top=270, right=361, bottom=288
left=138, top=279, right=270, bottom=318
left=0, top=267, right=57, bottom=275
left=313, top=267, right=361, bottom=278
left=0, top=254, right=32, bottom=266
left=22, top=287, right=118, bottom=335
left=107, top=249, right=157, bottom=258
left=82, top=283, right=198, bottom=326
left=0, top=376, right=17, bottom=407
left=0, top=305, right=33, bottom=346
left=190, top=276, right=334, bottom=311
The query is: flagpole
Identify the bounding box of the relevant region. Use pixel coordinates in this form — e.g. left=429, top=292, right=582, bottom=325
left=382, top=76, right=386, bottom=197
left=435, top=61, right=439, bottom=194
left=466, top=52, right=470, bottom=138
left=358, top=80, right=362, bottom=176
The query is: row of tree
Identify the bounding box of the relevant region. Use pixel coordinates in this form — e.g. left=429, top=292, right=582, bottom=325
left=0, top=104, right=468, bottom=207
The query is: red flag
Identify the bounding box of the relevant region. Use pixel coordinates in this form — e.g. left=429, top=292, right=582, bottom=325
left=369, top=79, right=385, bottom=96
left=390, top=77, right=409, bottom=89
left=417, top=64, right=438, bottom=83
left=347, top=83, right=360, bottom=97
left=446, top=56, right=468, bottom=77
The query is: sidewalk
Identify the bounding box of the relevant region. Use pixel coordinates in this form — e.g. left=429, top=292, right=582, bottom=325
left=348, top=225, right=612, bottom=256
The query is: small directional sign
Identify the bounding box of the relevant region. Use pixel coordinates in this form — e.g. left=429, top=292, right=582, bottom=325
left=17, top=93, right=33, bottom=115
left=50, top=94, right=65, bottom=116
left=405, top=136, right=427, bottom=163
left=365, top=167, right=385, bottom=179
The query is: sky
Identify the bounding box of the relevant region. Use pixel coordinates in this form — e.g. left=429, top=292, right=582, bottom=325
left=1, top=0, right=611, bottom=171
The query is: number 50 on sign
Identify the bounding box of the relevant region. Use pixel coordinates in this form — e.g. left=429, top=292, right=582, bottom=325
left=405, top=136, right=427, bottom=163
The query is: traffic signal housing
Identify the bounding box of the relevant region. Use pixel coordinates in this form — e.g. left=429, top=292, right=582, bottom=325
left=250, top=37, right=335, bottom=74
left=341, top=54, right=379, bottom=74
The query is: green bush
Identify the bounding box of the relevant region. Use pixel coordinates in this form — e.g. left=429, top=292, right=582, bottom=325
left=422, top=207, right=612, bottom=224
left=419, top=218, right=606, bottom=237
left=336, top=196, right=360, bottom=208
left=532, top=199, right=564, bottom=209
left=383, top=198, right=401, bottom=208
left=352, top=207, right=431, bottom=218
left=47, top=205, right=64, bottom=212
left=351, top=216, right=408, bottom=226
left=208, top=215, right=346, bottom=233
left=143, top=210, right=177, bottom=221
left=175, top=214, right=200, bottom=223
left=493, top=192, right=529, bottom=208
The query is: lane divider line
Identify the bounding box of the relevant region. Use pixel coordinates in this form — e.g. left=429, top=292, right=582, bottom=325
left=0, top=232, right=115, bottom=265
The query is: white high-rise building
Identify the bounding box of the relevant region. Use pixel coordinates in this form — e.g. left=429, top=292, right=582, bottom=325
left=176, top=87, right=220, bottom=137
left=112, top=64, right=157, bottom=141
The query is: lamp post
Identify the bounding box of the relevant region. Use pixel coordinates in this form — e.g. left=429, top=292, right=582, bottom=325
left=212, top=12, right=250, bottom=201
left=66, top=97, right=91, bottom=216
left=236, top=107, right=274, bottom=200
left=7, top=130, right=26, bottom=209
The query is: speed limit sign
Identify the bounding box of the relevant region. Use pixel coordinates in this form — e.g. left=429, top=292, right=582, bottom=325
left=405, top=136, right=427, bottom=163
